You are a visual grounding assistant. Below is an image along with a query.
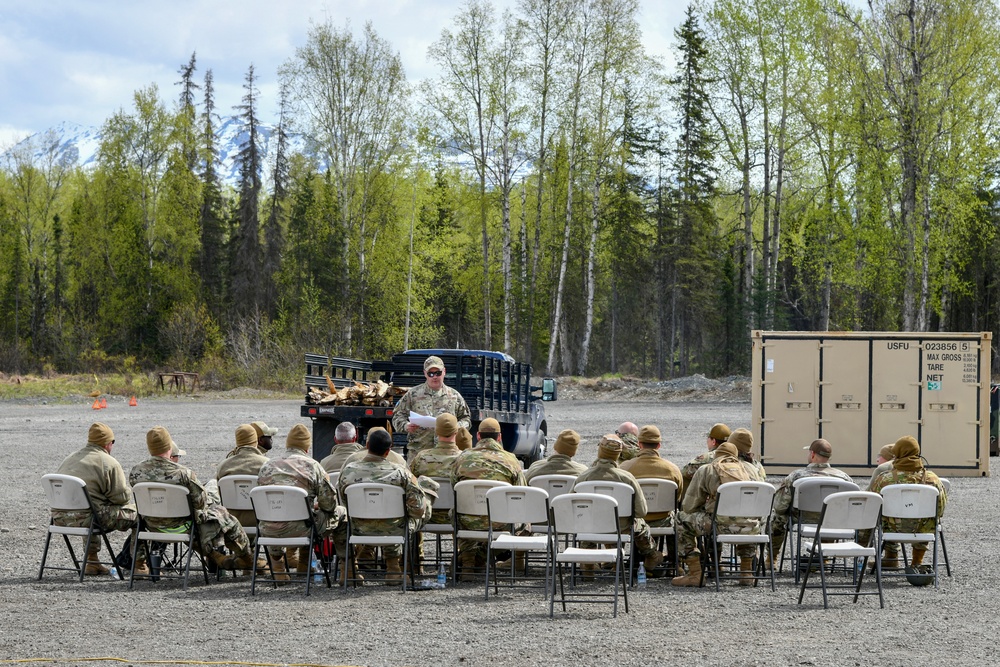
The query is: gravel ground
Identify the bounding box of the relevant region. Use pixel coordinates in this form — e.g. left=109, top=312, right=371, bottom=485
left=0, top=395, right=993, bottom=667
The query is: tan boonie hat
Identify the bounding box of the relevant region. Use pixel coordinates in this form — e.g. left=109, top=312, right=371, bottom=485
left=88, top=422, right=114, bottom=447
left=170, top=441, right=186, bottom=457
left=251, top=421, right=278, bottom=437
left=638, top=425, right=661, bottom=445
left=456, top=427, right=473, bottom=450
left=423, top=356, right=445, bottom=372
left=727, top=428, right=753, bottom=454
left=553, top=429, right=580, bottom=456
left=804, top=438, right=832, bottom=458
left=708, top=423, right=731, bottom=441
left=286, top=423, right=311, bottom=451
left=878, top=444, right=895, bottom=461
left=597, top=434, right=623, bottom=460
left=235, top=424, right=257, bottom=448
left=436, top=413, right=458, bottom=437
left=146, top=426, right=172, bottom=456
left=478, top=418, right=501, bottom=435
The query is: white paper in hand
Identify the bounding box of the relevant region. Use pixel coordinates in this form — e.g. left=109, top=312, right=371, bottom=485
left=409, top=412, right=437, bottom=429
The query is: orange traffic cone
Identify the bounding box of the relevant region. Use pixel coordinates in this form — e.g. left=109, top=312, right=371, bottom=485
left=99, top=397, right=108, bottom=409
left=91, top=399, right=101, bottom=410
left=129, top=395, right=138, bottom=407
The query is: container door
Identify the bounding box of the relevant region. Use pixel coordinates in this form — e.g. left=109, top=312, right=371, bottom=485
left=759, top=338, right=819, bottom=467
left=819, top=339, right=870, bottom=467
left=870, top=339, right=921, bottom=463
left=920, top=339, right=982, bottom=469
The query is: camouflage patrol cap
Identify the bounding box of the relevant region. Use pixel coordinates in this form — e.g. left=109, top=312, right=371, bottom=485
left=708, top=423, right=731, bottom=441
left=416, top=475, right=440, bottom=499
left=88, top=422, right=114, bottom=447
left=423, top=356, right=445, bottom=372
left=478, top=418, right=501, bottom=436
left=235, top=424, right=257, bottom=448
left=436, top=413, right=458, bottom=437
left=286, top=423, right=312, bottom=451
left=727, top=428, right=753, bottom=454
left=146, top=426, right=172, bottom=456
left=456, top=427, right=473, bottom=450
left=597, top=434, right=623, bottom=460
left=553, top=429, right=580, bottom=456
left=638, top=425, right=661, bottom=445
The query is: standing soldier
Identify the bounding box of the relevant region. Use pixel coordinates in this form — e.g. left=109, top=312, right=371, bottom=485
left=392, top=356, right=472, bottom=462
left=52, top=422, right=137, bottom=575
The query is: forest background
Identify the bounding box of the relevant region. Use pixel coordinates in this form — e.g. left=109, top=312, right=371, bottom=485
left=3, top=0, right=1000, bottom=394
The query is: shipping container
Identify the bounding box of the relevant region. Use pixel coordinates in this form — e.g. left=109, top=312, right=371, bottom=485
left=751, top=331, right=991, bottom=477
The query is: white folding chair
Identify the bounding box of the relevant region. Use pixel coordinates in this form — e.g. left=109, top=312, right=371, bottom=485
left=637, top=479, right=679, bottom=574
left=484, top=485, right=551, bottom=600
left=130, top=482, right=208, bottom=591
left=710, top=481, right=776, bottom=591
left=38, top=474, right=120, bottom=582
left=938, top=478, right=951, bottom=576
left=798, top=491, right=884, bottom=609
left=574, top=480, right=636, bottom=585
left=249, top=485, right=329, bottom=595
left=452, top=479, right=510, bottom=584
left=787, top=477, right=860, bottom=583
left=343, top=482, right=410, bottom=592
left=880, top=483, right=941, bottom=588
left=419, top=478, right=455, bottom=572
left=549, top=493, right=629, bottom=618
left=217, top=475, right=259, bottom=540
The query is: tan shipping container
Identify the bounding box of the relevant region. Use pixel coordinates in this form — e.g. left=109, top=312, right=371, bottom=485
left=751, top=331, right=990, bottom=477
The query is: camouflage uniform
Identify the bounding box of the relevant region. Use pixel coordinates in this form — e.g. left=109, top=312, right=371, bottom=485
left=620, top=449, right=684, bottom=529
left=770, top=462, right=854, bottom=551
left=319, top=442, right=364, bottom=474
left=216, top=446, right=269, bottom=528
left=338, top=454, right=432, bottom=558
left=257, top=451, right=345, bottom=558
left=572, top=459, right=657, bottom=557
left=129, top=457, right=251, bottom=558
left=619, top=432, right=640, bottom=462
left=343, top=448, right=407, bottom=468
left=523, top=453, right=587, bottom=483
left=676, top=454, right=762, bottom=559
left=868, top=467, right=947, bottom=553
left=52, top=444, right=136, bottom=553
left=410, top=438, right=461, bottom=525
left=392, top=382, right=471, bottom=460
left=450, top=438, right=525, bottom=557
left=682, top=451, right=714, bottom=491
left=740, top=454, right=768, bottom=480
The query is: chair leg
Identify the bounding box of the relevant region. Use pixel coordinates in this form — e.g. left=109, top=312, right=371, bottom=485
left=939, top=530, right=951, bottom=576
left=38, top=530, right=54, bottom=580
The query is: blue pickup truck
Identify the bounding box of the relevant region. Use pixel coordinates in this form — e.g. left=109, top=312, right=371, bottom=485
left=301, top=348, right=556, bottom=466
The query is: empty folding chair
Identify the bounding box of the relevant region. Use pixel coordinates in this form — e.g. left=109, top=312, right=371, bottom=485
left=419, top=478, right=455, bottom=573
left=787, top=477, right=860, bottom=583
left=549, top=493, right=629, bottom=618
left=452, top=479, right=510, bottom=584
left=342, top=482, right=411, bottom=592
left=574, top=480, right=636, bottom=584
left=484, top=485, right=551, bottom=600
left=130, top=482, right=209, bottom=590
left=798, top=491, right=884, bottom=609
left=249, top=485, right=329, bottom=595
left=879, top=483, right=941, bottom=588
left=637, top=479, right=679, bottom=575
left=710, top=481, right=776, bottom=591
left=38, top=474, right=120, bottom=582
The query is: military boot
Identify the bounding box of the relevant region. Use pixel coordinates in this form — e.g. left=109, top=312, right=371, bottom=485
left=268, top=555, right=290, bottom=584
left=284, top=548, right=299, bottom=572
left=459, top=552, right=478, bottom=582
left=385, top=557, right=409, bottom=585
left=295, top=546, right=312, bottom=575
left=910, top=547, right=927, bottom=567
left=84, top=543, right=109, bottom=576
left=671, top=556, right=704, bottom=587
left=738, top=557, right=755, bottom=586
left=643, top=550, right=665, bottom=571
left=339, top=559, right=363, bottom=585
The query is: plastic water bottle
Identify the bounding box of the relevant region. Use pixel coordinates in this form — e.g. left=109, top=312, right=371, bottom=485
left=109, top=566, right=120, bottom=580
left=435, top=563, right=447, bottom=589
left=312, top=557, right=322, bottom=585
left=636, top=563, right=647, bottom=588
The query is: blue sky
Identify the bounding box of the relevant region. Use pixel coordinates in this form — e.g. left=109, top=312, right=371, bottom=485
left=0, top=0, right=690, bottom=148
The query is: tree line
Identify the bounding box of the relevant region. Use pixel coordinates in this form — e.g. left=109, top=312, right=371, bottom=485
left=2, top=0, right=1000, bottom=387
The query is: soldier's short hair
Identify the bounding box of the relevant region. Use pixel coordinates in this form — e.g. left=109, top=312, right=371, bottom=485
left=335, top=421, right=357, bottom=443
left=367, top=428, right=393, bottom=456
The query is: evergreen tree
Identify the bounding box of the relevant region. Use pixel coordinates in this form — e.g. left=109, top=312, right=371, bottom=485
left=262, top=79, right=291, bottom=318
left=229, top=65, right=264, bottom=316
left=198, top=69, right=227, bottom=319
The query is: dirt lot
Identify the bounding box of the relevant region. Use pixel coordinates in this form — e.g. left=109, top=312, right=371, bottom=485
left=0, top=395, right=993, bottom=667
